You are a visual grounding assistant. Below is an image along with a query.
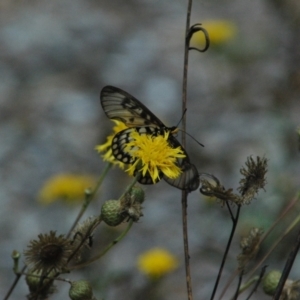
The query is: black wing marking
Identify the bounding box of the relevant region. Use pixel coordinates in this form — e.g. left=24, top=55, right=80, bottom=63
left=111, top=127, right=158, bottom=164
left=163, top=136, right=199, bottom=192
left=135, top=170, right=164, bottom=185
left=163, top=160, right=199, bottom=192
left=112, top=127, right=164, bottom=185
left=101, top=86, right=165, bottom=128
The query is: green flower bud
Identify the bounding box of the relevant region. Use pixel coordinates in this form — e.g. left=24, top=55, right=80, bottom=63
left=25, top=269, right=54, bottom=293
left=101, top=200, right=125, bottom=226
left=69, top=280, right=93, bottom=300
left=263, top=270, right=282, bottom=295
left=129, top=186, right=145, bottom=204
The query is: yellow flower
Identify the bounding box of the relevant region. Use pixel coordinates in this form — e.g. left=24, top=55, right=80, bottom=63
left=137, top=248, right=178, bottom=279
left=125, top=130, right=185, bottom=183
left=95, top=120, right=128, bottom=168
left=38, top=174, right=95, bottom=205
left=191, top=20, right=237, bottom=46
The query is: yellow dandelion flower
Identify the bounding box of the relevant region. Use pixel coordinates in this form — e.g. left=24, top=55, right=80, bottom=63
left=38, top=174, right=95, bottom=205
left=137, top=248, right=178, bottom=279
left=95, top=120, right=128, bottom=168
left=191, top=20, right=237, bottom=46
left=125, top=130, right=185, bottom=183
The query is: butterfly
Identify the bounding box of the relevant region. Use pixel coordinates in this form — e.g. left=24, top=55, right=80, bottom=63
left=100, top=85, right=200, bottom=192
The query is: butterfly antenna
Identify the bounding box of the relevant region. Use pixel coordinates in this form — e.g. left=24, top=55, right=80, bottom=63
left=175, top=108, right=187, bottom=128
left=177, top=129, right=204, bottom=147
left=175, top=109, right=204, bottom=147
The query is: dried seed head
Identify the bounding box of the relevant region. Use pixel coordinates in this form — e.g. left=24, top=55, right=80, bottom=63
left=199, top=174, right=240, bottom=205
left=237, top=227, right=264, bottom=271
left=24, top=231, right=73, bottom=273
left=199, top=156, right=268, bottom=206
left=238, top=156, right=268, bottom=204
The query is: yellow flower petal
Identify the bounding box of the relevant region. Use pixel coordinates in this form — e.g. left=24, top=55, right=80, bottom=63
left=137, top=248, right=178, bottom=279
left=125, top=130, right=185, bottom=183
left=95, top=120, right=128, bottom=168
left=191, top=20, right=238, bottom=46
left=38, top=174, right=95, bottom=205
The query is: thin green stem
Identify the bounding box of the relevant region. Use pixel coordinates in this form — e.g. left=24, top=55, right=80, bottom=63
left=4, top=265, right=27, bottom=300
left=67, top=163, right=112, bottom=237
left=118, top=175, right=139, bottom=201
left=260, top=194, right=300, bottom=245
left=273, top=228, right=300, bottom=299
left=68, top=176, right=138, bottom=269
left=247, top=194, right=300, bottom=279
left=69, top=219, right=134, bottom=269
left=211, top=204, right=241, bottom=300
left=220, top=194, right=300, bottom=299
left=239, top=276, right=260, bottom=296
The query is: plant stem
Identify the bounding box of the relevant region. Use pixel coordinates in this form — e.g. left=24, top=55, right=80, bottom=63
left=4, top=265, right=27, bottom=300
left=67, top=163, right=112, bottom=238
left=181, top=0, right=193, bottom=299
left=273, top=228, right=300, bottom=299
left=70, top=220, right=134, bottom=269
left=211, top=204, right=241, bottom=300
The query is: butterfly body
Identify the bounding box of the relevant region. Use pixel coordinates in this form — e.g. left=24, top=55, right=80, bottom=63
left=100, top=85, right=200, bottom=192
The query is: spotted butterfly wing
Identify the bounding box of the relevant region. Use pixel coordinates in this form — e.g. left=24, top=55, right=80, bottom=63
left=101, top=86, right=165, bottom=128
left=163, top=136, right=200, bottom=191
left=100, top=85, right=199, bottom=192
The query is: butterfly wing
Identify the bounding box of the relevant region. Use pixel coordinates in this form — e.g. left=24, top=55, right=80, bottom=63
left=163, top=136, right=200, bottom=192
left=101, top=86, right=165, bottom=128
left=163, top=161, right=199, bottom=192
left=101, top=85, right=199, bottom=191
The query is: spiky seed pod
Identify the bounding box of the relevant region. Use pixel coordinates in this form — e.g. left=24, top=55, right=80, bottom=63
left=237, top=227, right=264, bottom=271
left=101, top=200, right=125, bottom=226
left=69, top=280, right=93, bottom=300
left=24, top=231, right=74, bottom=273
left=263, top=270, right=282, bottom=296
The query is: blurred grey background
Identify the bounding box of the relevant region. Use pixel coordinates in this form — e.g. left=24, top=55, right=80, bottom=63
left=1, top=0, right=299, bottom=299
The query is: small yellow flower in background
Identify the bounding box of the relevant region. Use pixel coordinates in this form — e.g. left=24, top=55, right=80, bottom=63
left=95, top=120, right=128, bottom=168
left=191, top=20, right=238, bottom=46
left=137, top=248, right=178, bottom=279
left=38, top=174, right=95, bottom=205
left=126, top=131, right=185, bottom=183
